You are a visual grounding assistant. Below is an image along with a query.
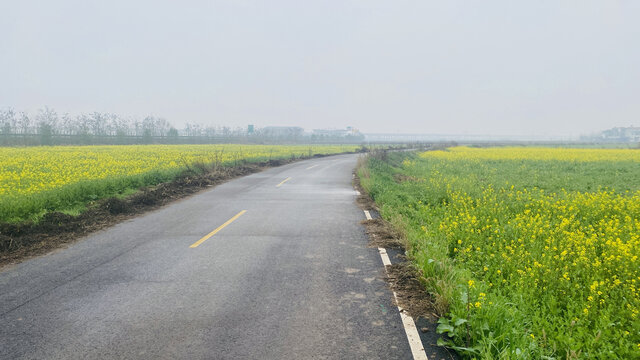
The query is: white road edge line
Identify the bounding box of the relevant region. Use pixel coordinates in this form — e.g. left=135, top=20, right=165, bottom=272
left=365, top=210, right=428, bottom=360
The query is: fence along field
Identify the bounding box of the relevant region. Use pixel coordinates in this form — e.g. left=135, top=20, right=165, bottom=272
left=360, top=147, right=640, bottom=359
left=0, top=144, right=358, bottom=223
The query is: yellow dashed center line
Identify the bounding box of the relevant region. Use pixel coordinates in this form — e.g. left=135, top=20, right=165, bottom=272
left=190, top=210, right=247, bottom=248
left=306, top=165, right=318, bottom=170
left=276, top=177, right=292, bottom=187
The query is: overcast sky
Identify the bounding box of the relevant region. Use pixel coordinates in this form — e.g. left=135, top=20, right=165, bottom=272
left=1, top=1, right=639, bottom=137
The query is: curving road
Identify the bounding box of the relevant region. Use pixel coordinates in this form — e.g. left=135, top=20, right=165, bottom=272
left=0, top=154, right=420, bottom=359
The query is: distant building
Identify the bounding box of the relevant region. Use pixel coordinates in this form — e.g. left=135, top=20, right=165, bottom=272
left=595, top=126, right=640, bottom=142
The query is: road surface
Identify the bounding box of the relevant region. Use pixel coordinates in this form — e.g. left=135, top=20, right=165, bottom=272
left=0, top=154, right=420, bottom=359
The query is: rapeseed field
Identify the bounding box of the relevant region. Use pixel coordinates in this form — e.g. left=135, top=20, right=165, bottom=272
left=361, top=147, right=640, bottom=359
left=0, top=144, right=357, bottom=222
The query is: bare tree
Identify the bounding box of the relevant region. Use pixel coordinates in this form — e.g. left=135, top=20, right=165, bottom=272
left=109, top=114, right=129, bottom=137
left=156, top=117, right=170, bottom=137
left=142, top=116, right=156, bottom=137
left=204, top=126, right=217, bottom=137
left=18, top=112, right=31, bottom=135
left=0, top=107, right=15, bottom=134
left=0, top=106, right=278, bottom=145
left=36, top=107, right=59, bottom=131
left=36, top=107, right=59, bottom=144
left=185, top=122, right=202, bottom=137
left=61, top=113, right=74, bottom=135
left=89, top=112, right=108, bottom=136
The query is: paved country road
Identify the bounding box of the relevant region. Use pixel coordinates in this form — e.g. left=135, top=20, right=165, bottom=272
left=0, top=154, right=419, bottom=359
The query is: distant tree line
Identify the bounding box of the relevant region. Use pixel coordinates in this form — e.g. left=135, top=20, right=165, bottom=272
left=0, top=107, right=361, bottom=146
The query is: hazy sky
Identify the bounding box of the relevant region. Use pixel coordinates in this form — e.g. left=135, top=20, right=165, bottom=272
left=1, top=1, right=639, bottom=136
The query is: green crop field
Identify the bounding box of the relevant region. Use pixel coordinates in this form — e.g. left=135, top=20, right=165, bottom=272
left=359, top=147, right=640, bottom=359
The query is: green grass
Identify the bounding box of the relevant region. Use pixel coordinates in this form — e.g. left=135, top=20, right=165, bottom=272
left=359, top=149, right=640, bottom=359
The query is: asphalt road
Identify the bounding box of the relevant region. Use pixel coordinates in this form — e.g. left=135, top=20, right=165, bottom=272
left=0, top=154, right=417, bottom=359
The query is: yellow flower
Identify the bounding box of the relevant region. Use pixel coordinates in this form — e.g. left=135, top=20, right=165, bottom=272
left=0, top=144, right=358, bottom=220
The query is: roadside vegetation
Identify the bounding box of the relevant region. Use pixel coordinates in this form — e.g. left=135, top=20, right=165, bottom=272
left=0, top=144, right=358, bottom=223
left=359, top=147, right=640, bottom=359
